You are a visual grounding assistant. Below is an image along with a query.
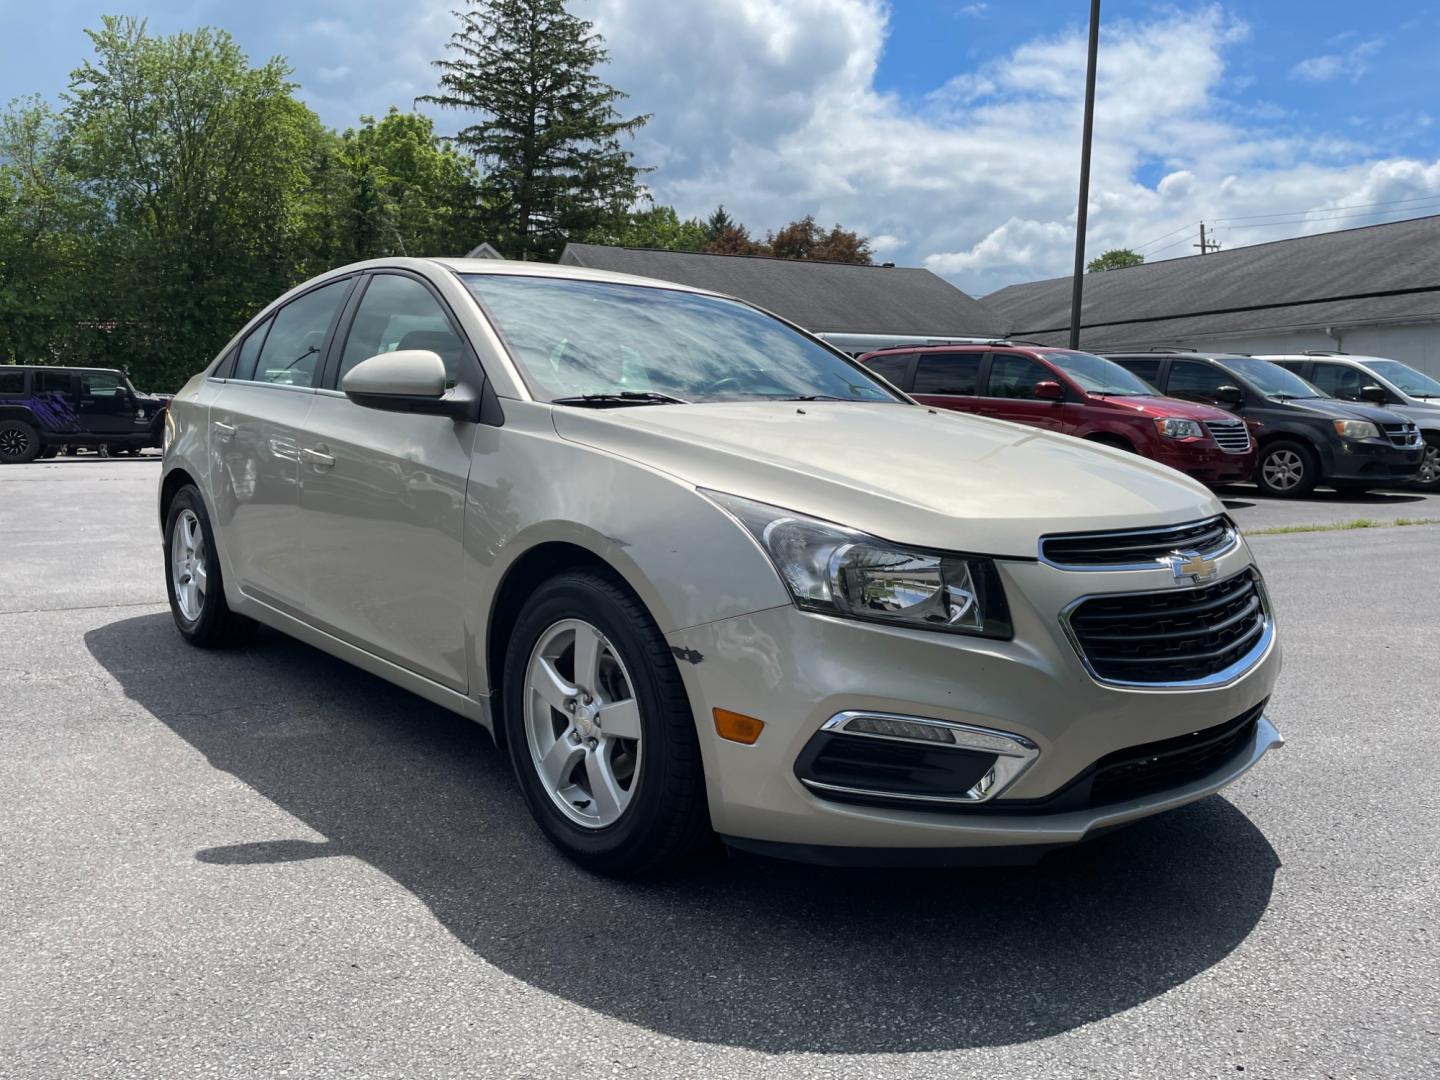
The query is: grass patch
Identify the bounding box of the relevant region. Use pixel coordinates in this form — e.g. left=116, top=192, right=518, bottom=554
left=1247, top=516, right=1440, bottom=536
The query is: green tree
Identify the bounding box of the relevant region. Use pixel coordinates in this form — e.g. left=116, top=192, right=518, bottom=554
left=421, top=0, right=650, bottom=261
left=1086, top=248, right=1144, bottom=273
left=766, top=214, right=872, bottom=264
left=588, top=202, right=706, bottom=251
left=703, top=205, right=736, bottom=243
left=63, top=16, right=320, bottom=390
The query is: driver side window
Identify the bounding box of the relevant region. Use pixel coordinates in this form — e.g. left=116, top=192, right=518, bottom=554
left=338, top=274, right=468, bottom=387
left=1167, top=361, right=1229, bottom=404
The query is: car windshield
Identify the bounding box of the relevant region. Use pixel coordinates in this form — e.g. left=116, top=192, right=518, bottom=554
left=1218, top=357, right=1324, bottom=399
left=1364, top=358, right=1440, bottom=399
left=1038, top=349, right=1156, bottom=395
left=461, top=274, right=901, bottom=405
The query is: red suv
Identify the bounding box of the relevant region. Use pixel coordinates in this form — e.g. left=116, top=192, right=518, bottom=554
left=858, top=343, right=1256, bottom=485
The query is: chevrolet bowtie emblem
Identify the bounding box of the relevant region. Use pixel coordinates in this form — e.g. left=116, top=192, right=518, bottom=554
left=1169, top=552, right=1217, bottom=584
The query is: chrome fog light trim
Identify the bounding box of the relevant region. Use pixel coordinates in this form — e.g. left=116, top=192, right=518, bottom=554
left=812, top=711, right=1040, bottom=803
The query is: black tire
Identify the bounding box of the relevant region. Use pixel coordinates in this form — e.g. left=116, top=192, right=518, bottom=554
left=1412, top=436, right=1440, bottom=492
left=1255, top=439, right=1319, bottom=498
left=163, top=485, right=257, bottom=648
left=40, top=446, right=60, bottom=460
left=0, top=419, right=42, bottom=464
left=502, top=569, right=710, bottom=877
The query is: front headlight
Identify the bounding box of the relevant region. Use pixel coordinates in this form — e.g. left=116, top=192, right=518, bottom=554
left=1333, top=419, right=1380, bottom=440
left=1154, top=417, right=1204, bottom=439
left=704, top=491, right=1012, bottom=639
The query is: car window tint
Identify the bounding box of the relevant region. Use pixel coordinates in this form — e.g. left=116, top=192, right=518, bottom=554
left=1115, top=357, right=1161, bottom=384
left=251, top=280, right=349, bottom=388
left=80, top=372, right=124, bottom=397
left=864, top=353, right=913, bottom=388
left=233, top=318, right=272, bottom=381
left=1166, top=361, right=1229, bottom=402
left=339, top=274, right=467, bottom=386
left=913, top=352, right=981, bottom=395
left=1307, top=362, right=1366, bottom=401
left=985, top=354, right=1049, bottom=399
left=0, top=370, right=24, bottom=395
left=35, top=370, right=72, bottom=394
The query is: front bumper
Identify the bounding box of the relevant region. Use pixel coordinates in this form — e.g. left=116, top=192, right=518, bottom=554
left=666, top=542, right=1281, bottom=851
left=1323, top=439, right=1423, bottom=483
left=1153, top=442, right=1256, bottom=484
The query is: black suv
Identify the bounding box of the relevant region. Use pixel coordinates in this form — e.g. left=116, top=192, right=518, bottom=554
left=1107, top=351, right=1423, bottom=497
left=0, top=365, right=169, bottom=464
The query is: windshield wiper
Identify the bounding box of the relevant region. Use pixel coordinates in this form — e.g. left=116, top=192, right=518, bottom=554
left=551, top=391, right=689, bottom=407
left=781, top=394, right=852, bottom=401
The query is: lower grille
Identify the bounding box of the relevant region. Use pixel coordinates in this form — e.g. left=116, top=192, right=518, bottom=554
left=1383, top=422, right=1422, bottom=448
left=1088, top=709, right=1260, bottom=806
left=1203, top=419, right=1251, bottom=453
left=1065, top=569, right=1270, bottom=685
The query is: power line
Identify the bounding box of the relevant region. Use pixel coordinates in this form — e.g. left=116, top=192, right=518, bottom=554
left=1212, top=191, right=1440, bottom=225
left=1133, top=221, right=1198, bottom=253
left=1221, top=203, right=1440, bottom=234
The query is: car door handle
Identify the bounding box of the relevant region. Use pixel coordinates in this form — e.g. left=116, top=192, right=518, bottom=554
left=301, top=446, right=336, bottom=469
left=213, top=421, right=236, bottom=441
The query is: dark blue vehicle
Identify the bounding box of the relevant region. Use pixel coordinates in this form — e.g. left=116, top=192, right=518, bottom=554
left=0, top=365, right=169, bottom=463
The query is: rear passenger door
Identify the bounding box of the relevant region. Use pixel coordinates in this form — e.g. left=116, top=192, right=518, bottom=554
left=979, top=352, right=1068, bottom=431
left=297, top=270, right=477, bottom=690
left=207, top=276, right=355, bottom=615
left=910, top=351, right=984, bottom=415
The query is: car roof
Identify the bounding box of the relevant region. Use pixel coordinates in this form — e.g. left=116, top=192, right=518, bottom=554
left=1106, top=350, right=1254, bottom=361
left=8, top=364, right=124, bottom=375
left=859, top=340, right=1059, bottom=357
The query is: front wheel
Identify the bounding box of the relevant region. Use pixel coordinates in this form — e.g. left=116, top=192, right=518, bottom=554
left=1255, top=440, right=1319, bottom=498
left=1412, top=437, right=1440, bottom=492
left=502, top=570, right=710, bottom=876
left=163, top=485, right=256, bottom=647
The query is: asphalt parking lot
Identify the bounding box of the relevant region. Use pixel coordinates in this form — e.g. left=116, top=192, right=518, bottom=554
left=2, top=458, right=1437, bottom=1079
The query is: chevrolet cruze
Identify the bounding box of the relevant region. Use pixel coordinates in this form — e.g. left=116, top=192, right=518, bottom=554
left=159, top=258, right=1283, bottom=875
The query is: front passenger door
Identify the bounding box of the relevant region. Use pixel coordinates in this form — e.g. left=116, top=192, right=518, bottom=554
left=298, top=271, right=477, bottom=691
left=980, top=352, right=1068, bottom=431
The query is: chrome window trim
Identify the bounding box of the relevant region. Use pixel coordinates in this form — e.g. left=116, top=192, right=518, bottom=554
left=1058, top=568, right=1275, bottom=691
left=806, top=710, right=1039, bottom=803
left=1037, top=515, right=1239, bottom=572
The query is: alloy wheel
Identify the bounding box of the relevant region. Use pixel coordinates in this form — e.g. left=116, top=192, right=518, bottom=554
left=1262, top=448, right=1304, bottom=491
left=1418, top=444, right=1440, bottom=487
left=170, top=508, right=208, bottom=621
left=0, top=427, right=29, bottom=458
left=523, top=618, right=643, bottom=829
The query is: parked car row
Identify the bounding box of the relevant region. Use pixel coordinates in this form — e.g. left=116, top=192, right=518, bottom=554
left=856, top=342, right=1436, bottom=497
left=0, top=365, right=169, bottom=463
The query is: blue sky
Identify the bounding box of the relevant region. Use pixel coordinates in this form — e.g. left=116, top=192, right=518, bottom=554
left=4, top=1, right=1439, bottom=293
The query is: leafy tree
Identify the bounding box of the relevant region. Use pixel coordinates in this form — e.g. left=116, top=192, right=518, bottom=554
left=703, top=205, right=736, bottom=242
left=588, top=202, right=706, bottom=251
left=1086, top=248, right=1144, bottom=273
left=766, top=214, right=872, bottom=264
left=422, top=0, right=650, bottom=261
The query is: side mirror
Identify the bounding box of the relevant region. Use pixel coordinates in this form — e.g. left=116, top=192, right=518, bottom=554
left=1034, top=380, right=1065, bottom=401
left=341, top=350, right=477, bottom=421
left=1215, top=384, right=1244, bottom=406
left=1360, top=384, right=1388, bottom=404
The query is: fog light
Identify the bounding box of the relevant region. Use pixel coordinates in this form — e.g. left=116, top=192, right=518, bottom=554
left=713, top=708, right=765, bottom=745
left=843, top=715, right=956, bottom=744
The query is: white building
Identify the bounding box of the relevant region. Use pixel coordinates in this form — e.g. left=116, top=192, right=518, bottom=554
left=984, top=215, right=1440, bottom=378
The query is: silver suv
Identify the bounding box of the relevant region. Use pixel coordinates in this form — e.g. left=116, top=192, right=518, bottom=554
left=159, top=258, right=1283, bottom=874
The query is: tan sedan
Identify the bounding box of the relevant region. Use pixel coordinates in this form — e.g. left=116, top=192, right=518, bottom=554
left=159, top=258, right=1282, bottom=875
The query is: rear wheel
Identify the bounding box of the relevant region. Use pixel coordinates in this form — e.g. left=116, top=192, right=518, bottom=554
left=502, top=570, right=710, bottom=877
left=164, top=485, right=256, bottom=647
left=1255, top=439, right=1319, bottom=498
left=1412, top=437, right=1440, bottom=492
left=0, top=420, right=42, bottom=464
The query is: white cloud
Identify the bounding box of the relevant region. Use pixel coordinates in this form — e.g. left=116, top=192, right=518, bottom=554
left=959, top=3, right=989, bottom=17
left=1290, top=38, right=1383, bottom=83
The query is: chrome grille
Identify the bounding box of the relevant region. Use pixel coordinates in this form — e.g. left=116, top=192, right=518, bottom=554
left=1040, top=516, right=1236, bottom=570
left=1203, top=419, right=1251, bottom=453
left=1382, top=422, right=1422, bottom=448
left=1063, top=570, right=1270, bottom=686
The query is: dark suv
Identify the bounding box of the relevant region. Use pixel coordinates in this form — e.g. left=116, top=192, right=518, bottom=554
left=0, top=365, right=169, bottom=464
left=1107, top=351, right=1423, bottom=497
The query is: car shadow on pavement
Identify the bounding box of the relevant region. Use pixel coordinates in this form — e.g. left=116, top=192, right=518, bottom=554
left=85, top=612, right=1279, bottom=1054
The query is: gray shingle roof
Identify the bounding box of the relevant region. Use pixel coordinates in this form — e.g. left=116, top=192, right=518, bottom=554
left=560, top=244, right=1007, bottom=337
left=984, top=214, right=1440, bottom=349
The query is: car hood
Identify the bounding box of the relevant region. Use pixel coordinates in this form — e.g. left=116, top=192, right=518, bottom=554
left=1094, top=395, right=1239, bottom=421
left=1272, top=397, right=1404, bottom=423
left=551, top=402, right=1223, bottom=557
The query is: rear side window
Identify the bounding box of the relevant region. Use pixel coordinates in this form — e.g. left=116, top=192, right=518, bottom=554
left=249, top=279, right=350, bottom=388
left=0, top=370, right=24, bottom=395
left=1114, top=357, right=1161, bottom=385
left=1167, top=361, right=1231, bottom=402
left=985, top=354, right=1049, bottom=399
left=337, top=274, right=468, bottom=386
left=35, top=370, right=72, bottom=395
left=914, top=353, right=981, bottom=395
left=864, top=352, right=913, bottom=388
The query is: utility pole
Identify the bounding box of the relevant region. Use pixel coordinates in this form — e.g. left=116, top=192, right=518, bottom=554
left=1194, top=222, right=1221, bottom=254
left=1067, top=0, right=1101, bottom=350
